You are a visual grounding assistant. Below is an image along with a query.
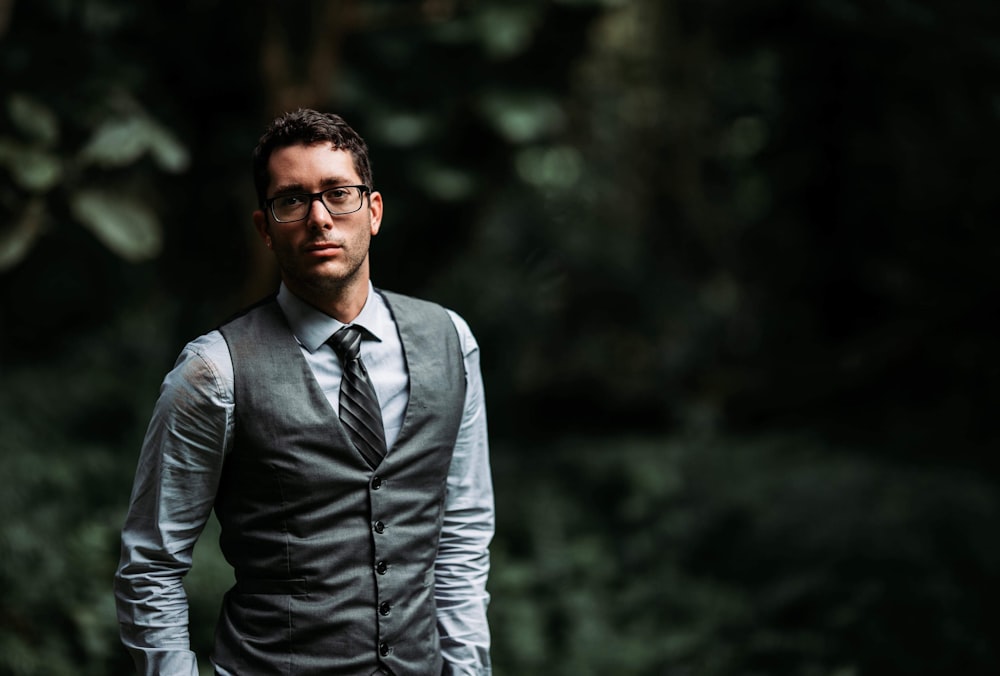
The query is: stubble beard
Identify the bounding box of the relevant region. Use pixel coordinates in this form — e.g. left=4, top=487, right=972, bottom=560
left=279, top=239, right=371, bottom=304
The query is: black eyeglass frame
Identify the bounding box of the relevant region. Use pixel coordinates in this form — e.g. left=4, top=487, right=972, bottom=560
left=263, top=185, right=372, bottom=223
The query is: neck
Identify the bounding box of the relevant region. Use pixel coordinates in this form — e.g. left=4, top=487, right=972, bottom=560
left=285, top=276, right=370, bottom=324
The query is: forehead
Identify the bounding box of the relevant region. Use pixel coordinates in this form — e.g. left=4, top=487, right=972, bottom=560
left=267, top=143, right=359, bottom=189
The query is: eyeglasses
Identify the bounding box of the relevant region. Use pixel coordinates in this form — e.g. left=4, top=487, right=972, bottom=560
left=264, top=185, right=371, bottom=223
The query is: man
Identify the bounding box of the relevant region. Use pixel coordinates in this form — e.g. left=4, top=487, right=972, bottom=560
left=114, top=109, right=494, bottom=675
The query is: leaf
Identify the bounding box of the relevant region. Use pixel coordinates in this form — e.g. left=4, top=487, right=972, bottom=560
left=0, top=199, right=45, bottom=271
left=78, top=113, right=190, bottom=173
left=475, top=6, right=542, bottom=59
left=0, top=138, right=63, bottom=191
left=413, top=163, right=476, bottom=201
left=69, top=189, right=162, bottom=261
left=77, top=117, right=149, bottom=168
left=478, top=92, right=565, bottom=143
left=147, top=122, right=190, bottom=173
left=515, top=145, right=582, bottom=188
left=371, top=112, right=432, bottom=147
left=7, top=93, right=60, bottom=146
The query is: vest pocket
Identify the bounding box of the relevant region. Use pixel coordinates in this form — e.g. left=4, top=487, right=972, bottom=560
left=235, top=577, right=309, bottom=595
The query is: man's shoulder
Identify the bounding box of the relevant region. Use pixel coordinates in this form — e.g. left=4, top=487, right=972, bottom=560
left=376, top=288, right=478, bottom=354
left=377, top=288, right=443, bottom=311
left=377, top=288, right=461, bottom=328
left=162, top=328, right=234, bottom=401
left=216, top=293, right=280, bottom=331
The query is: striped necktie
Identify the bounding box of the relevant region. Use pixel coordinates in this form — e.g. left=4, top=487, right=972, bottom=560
left=327, top=325, right=387, bottom=468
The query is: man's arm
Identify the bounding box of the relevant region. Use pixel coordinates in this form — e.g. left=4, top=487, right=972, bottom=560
left=114, top=333, right=234, bottom=676
left=437, top=312, right=495, bottom=675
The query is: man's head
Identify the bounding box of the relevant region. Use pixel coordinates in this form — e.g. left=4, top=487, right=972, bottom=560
left=251, top=110, right=384, bottom=321
left=252, top=109, right=373, bottom=209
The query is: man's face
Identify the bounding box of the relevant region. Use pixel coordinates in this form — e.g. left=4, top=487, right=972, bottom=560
left=254, top=143, right=382, bottom=302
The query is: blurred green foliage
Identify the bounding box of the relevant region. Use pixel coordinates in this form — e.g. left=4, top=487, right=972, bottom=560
left=2, top=0, right=999, bottom=674
left=490, top=436, right=1000, bottom=674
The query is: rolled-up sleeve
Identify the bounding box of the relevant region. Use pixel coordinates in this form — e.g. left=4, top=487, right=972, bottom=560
left=437, top=312, right=495, bottom=675
left=113, top=332, right=234, bottom=676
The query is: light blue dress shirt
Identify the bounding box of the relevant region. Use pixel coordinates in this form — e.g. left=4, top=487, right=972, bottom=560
left=114, top=283, right=494, bottom=675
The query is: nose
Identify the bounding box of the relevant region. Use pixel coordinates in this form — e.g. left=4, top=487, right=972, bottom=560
left=306, top=195, right=333, bottom=229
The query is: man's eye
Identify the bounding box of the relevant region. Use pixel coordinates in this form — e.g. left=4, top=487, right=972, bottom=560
left=325, top=189, right=350, bottom=201
left=276, top=195, right=306, bottom=207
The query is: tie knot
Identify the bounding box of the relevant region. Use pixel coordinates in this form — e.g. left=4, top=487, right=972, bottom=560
left=328, top=325, right=363, bottom=362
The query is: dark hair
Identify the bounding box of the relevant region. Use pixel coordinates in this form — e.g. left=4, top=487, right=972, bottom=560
left=251, top=109, right=373, bottom=208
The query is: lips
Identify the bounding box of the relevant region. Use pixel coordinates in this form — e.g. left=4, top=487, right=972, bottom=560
left=304, top=241, right=343, bottom=253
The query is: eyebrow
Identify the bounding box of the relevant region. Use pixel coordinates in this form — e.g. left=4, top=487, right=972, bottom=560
left=270, top=176, right=359, bottom=196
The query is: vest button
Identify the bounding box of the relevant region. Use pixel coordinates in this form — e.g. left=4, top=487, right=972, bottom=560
left=373, top=520, right=385, bottom=534
left=379, top=601, right=392, bottom=616
left=376, top=560, right=388, bottom=574
left=371, top=476, right=382, bottom=490
left=379, top=641, right=391, bottom=656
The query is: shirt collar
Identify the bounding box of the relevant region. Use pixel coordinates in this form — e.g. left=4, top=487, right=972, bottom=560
left=276, top=282, right=390, bottom=353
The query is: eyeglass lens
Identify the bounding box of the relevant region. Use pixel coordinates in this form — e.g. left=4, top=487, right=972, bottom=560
left=271, top=187, right=364, bottom=221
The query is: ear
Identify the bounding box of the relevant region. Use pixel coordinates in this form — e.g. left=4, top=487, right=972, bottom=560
left=368, top=191, right=383, bottom=236
left=253, top=209, right=272, bottom=246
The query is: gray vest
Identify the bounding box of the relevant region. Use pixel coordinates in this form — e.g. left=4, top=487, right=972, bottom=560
left=214, top=290, right=466, bottom=675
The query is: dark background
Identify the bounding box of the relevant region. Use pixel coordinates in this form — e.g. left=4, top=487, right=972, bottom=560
left=2, top=0, right=999, bottom=674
